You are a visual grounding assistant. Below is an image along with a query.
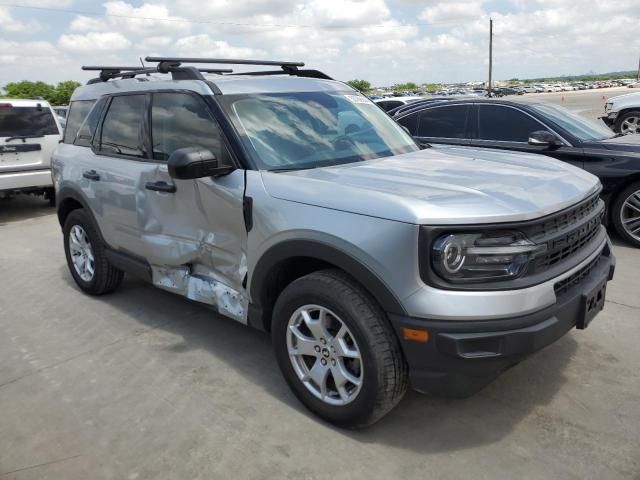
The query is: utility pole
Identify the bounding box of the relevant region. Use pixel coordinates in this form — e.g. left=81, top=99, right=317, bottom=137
left=488, top=18, right=493, bottom=97
left=637, top=54, right=639, bottom=81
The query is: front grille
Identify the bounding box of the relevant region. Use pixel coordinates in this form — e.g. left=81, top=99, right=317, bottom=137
left=526, top=193, right=604, bottom=274
left=554, top=247, right=605, bottom=296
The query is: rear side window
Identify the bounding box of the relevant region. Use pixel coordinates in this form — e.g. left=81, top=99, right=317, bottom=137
left=64, top=100, right=95, bottom=144
left=376, top=101, right=403, bottom=112
left=0, top=105, right=59, bottom=137
left=476, top=105, right=546, bottom=142
left=150, top=92, right=231, bottom=166
left=75, top=98, right=108, bottom=148
left=416, top=105, right=469, bottom=138
left=98, top=95, right=147, bottom=158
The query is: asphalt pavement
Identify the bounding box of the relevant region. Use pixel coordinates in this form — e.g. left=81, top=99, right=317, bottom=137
left=1, top=194, right=639, bottom=480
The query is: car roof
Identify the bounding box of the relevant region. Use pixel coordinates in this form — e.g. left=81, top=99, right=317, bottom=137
left=0, top=98, right=53, bottom=107
left=391, top=97, right=549, bottom=118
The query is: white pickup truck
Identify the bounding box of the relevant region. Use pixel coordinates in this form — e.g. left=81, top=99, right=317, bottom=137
left=602, top=91, right=640, bottom=135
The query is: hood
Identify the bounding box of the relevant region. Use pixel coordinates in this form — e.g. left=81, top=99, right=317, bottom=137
left=260, top=146, right=600, bottom=225
left=609, top=91, right=640, bottom=104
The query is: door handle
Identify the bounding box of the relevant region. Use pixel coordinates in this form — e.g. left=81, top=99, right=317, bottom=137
left=82, top=170, right=100, bottom=181
left=145, top=180, right=176, bottom=193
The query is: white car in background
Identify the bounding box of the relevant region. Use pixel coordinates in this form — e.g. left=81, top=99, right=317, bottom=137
left=602, top=91, right=640, bottom=135
left=0, top=99, right=62, bottom=204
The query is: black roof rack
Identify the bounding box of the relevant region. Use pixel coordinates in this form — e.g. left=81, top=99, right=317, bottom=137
left=82, top=57, right=331, bottom=85
left=144, top=56, right=332, bottom=80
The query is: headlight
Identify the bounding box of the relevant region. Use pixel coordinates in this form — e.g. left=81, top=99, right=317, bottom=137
left=604, top=102, right=613, bottom=113
left=431, top=231, right=546, bottom=283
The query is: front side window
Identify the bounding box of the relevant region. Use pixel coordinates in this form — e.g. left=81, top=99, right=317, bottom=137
left=98, top=94, right=147, bottom=157
left=219, top=91, right=418, bottom=170
left=416, top=105, right=469, bottom=138
left=64, top=100, right=95, bottom=144
left=150, top=92, right=231, bottom=165
left=0, top=105, right=59, bottom=137
left=477, top=105, right=546, bottom=142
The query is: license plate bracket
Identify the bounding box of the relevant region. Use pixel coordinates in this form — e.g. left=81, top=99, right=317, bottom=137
left=576, top=279, right=607, bottom=329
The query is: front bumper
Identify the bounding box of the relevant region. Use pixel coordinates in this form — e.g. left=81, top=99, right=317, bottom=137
left=389, top=242, right=615, bottom=397
left=600, top=111, right=617, bottom=127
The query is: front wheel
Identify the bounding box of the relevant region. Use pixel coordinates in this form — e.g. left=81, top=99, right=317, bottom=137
left=614, top=111, right=640, bottom=135
left=612, top=182, right=640, bottom=247
left=272, top=270, right=408, bottom=428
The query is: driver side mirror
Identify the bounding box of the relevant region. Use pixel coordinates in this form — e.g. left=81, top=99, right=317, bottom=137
left=528, top=130, right=561, bottom=148
left=168, top=147, right=233, bottom=179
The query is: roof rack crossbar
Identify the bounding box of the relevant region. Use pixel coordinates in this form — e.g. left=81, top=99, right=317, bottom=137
left=145, top=57, right=304, bottom=69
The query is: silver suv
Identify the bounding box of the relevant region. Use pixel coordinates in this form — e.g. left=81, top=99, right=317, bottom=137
left=52, top=58, right=615, bottom=427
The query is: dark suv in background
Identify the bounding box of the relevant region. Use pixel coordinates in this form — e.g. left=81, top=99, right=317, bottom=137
left=392, top=98, right=640, bottom=247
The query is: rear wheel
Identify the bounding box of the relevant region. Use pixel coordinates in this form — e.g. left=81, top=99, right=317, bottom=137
left=272, top=269, right=408, bottom=428
left=63, top=209, right=124, bottom=294
left=612, top=182, right=640, bottom=247
left=615, top=111, right=640, bottom=135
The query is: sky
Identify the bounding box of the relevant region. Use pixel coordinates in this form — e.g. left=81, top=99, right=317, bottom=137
left=0, top=0, right=639, bottom=86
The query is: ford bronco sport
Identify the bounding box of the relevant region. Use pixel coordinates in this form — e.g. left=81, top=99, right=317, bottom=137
left=52, top=58, right=615, bottom=428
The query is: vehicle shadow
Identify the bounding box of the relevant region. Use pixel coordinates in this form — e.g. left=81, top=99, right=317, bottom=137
left=0, top=195, right=54, bottom=226
left=58, top=268, right=578, bottom=454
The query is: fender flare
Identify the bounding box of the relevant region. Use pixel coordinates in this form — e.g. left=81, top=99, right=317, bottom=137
left=249, top=239, right=408, bottom=329
left=56, top=186, right=100, bottom=233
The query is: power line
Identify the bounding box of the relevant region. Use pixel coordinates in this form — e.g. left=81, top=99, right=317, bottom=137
left=0, top=3, right=480, bottom=30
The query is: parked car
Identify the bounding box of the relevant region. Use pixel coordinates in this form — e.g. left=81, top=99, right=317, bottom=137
left=53, top=59, right=614, bottom=427
left=602, top=92, right=640, bottom=135
left=0, top=98, right=62, bottom=204
left=392, top=98, right=640, bottom=246
left=373, top=96, right=422, bottom=112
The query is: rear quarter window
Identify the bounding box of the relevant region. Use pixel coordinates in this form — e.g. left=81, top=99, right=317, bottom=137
left=63, top=100, right=95, bottom=144
left=0, top=105, right=59, bottom=137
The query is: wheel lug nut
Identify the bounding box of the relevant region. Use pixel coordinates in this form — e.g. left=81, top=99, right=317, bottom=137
left=321, top=358, right=327, bottom=366
left=331, top=359, right=336, bottom=366
left=314, top=345, right=321, bottom=352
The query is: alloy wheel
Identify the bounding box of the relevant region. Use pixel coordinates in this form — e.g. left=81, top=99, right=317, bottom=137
left=286, top=305, right=363, bottom=406
left=69, top=225, right=95, bottom=282
left=620, top=189, right=640, bottom=242
left=620, top=115, right=640, bottom=135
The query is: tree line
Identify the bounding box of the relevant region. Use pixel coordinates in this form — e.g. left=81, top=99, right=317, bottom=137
left=1, top=80, right=81, bottom=106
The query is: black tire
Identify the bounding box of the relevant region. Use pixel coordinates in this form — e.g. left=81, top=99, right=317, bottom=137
left=272, top=269, right=408, bottom=428
left=611, top=182, right=640, bottom=247
left=63, top=209, right=124, bottom=295
left=614, top=110, right=640, bottom=134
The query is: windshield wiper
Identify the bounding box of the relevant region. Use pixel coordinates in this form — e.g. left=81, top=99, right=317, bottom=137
left=5, top=135, right=44, bottom=143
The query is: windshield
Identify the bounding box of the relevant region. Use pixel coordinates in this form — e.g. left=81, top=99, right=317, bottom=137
left=530, top=103, right=614, bottom=142
left=219, top=91, right=419, bottom=170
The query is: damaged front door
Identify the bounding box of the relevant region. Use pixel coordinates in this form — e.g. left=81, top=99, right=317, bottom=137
left=139, top=91, right=248, bottom=322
